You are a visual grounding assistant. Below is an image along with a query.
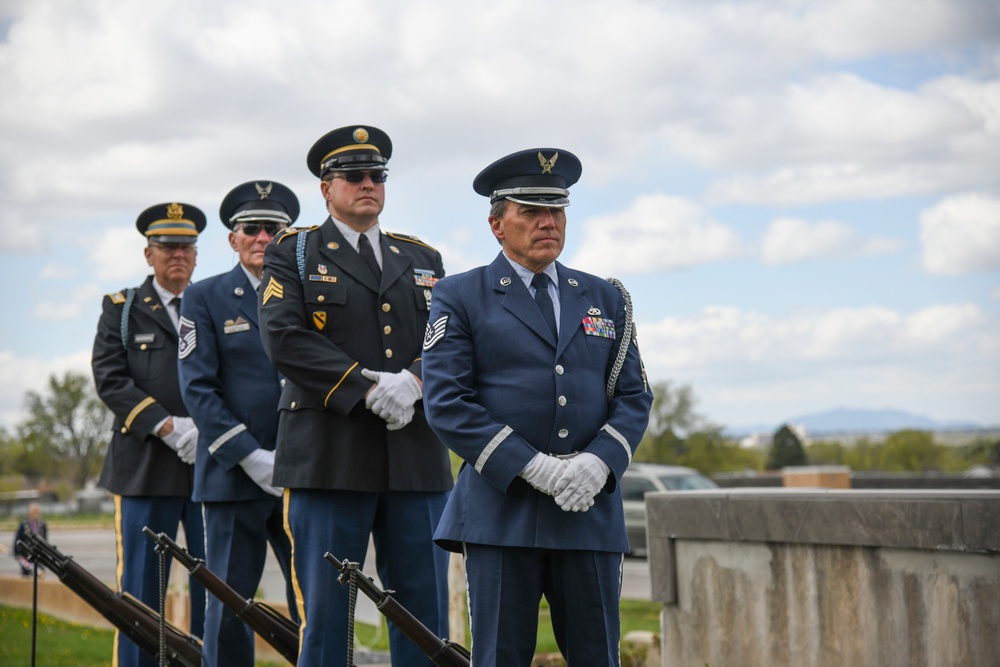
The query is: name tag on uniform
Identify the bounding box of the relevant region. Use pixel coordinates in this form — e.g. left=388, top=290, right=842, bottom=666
left=133, top=333, right=155, bottom=344
left=224, top=317, right=251, bottom=334
left=582, top=317, right=616, bottom=339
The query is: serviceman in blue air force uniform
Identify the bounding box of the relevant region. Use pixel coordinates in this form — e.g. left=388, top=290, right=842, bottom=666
left=423, top=149, right=654, bottom=666
left=258, top=125, right=453, bottom=667
left=92, top=203, right=208, bottom=667
left=177, top=181, right=300, bottom=667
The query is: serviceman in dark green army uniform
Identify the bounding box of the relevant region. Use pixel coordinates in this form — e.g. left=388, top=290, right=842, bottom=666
left=257, top=125, right=453, bottom=667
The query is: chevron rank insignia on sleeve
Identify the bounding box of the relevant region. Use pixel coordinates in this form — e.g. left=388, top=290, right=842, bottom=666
left=262, top=277, right=284, bottom=305
left=423, top=315, right=448, bottom=350
left=178, top=316, right=197, bottom=359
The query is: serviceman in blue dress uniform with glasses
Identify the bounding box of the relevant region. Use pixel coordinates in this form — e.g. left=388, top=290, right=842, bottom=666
left=258, top=125, right=453, bottom=667
left=423, top=148, right=654, bottom=666
left=178, top=181, right=300, bottom=667
left=92, top=202, right=208, bottom=667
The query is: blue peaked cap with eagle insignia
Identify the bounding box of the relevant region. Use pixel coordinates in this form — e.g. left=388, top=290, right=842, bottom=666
left=473, top=147, right=582, bottom=208
left=218, top=180, right=300, bottom=230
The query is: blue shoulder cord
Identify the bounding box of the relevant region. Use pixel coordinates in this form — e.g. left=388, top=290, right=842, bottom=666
left=296, top=231, right=308, bottom=283
left=120, top=288, right=137, bottom=349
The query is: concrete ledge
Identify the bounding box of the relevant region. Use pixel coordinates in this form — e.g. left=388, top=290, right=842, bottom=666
left=647, top=489, right=1000, bottom=666
left=647, top=489, right=1000, bottom=605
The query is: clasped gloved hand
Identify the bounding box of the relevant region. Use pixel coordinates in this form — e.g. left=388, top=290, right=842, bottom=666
left=161, top=416, right=199, bottom=464
left=361, top=369, right=422, bottom=430
left=239, top=449, right=283, bottom=497
left=519, top=453, right=570, bottom=496
left=553, top=452, right=610, bottom=512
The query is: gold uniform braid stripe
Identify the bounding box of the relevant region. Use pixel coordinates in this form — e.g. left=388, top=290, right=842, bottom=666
left=124, top=396, right=157, bottom=432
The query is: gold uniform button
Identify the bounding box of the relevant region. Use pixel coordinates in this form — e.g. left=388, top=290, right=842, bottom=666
left=317, top=295, right=325, bottom=303
left=121, top=427, right=128, bottom=434
left=290, top=401, right=297, bottom=409
left=385, top=349, right=393, bottom=359
left=140, top=343, right=148, bottom=351
left=382, top=303, right=391, bottom=312
left=383, top=325, right=392, bottom=335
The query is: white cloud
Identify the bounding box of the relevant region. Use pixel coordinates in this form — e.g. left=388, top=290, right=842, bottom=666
left=569, top=195, right=747, bottom=276
left=638, top=302, right=1000, bottom=426
left=920, top=193, right=1000, bottom=274
left=760, top=217, right=902, bottom=265
left=31, top=284, right=104, bottom=320
left=0, top=349, right=93, bottom=430
left=86, top=226, right=152, bottom=282
left=700, top=73, right=1000, bottom=204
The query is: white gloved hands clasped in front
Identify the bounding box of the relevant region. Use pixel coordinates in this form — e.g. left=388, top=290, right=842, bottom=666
left=239, top=448, right=283, bottom=497
left=553, top=452, right=610, bottom=512
left=519, top=453, right=570, bottom=496
left=361, top=369, right=422, bottom=430
left=160, top=416, right=198, bottom=464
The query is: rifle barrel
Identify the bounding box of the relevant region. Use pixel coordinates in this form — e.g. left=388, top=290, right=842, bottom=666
left=17, top=532, right=201, bottom=667
left=324, top=552, right=470, bottom=667
left=143, top=526, right=299, bottom=665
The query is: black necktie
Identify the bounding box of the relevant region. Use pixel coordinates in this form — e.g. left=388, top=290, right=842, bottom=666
left=531, top=273, right=557, bottom=338
left=170, top=296, right=182, bottom=314
left=358, top=233, right=381, bottom=281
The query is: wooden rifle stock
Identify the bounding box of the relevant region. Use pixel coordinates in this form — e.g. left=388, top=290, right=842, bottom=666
left=324, top=552, right=470, bottom=667
left=16, top=531, right=202, bottom=667
left=142, top=526, right=299, bottom=665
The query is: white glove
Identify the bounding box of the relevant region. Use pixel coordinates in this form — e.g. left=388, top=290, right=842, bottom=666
left=175, top=428, right=198, bottom=464
left=238, top=449, right=283, bottom=497
left=519, top=453, right=570, bottom=496
left=553, top=453, right=610, bottom=512
left=385, top=404, right=415, bottom=431
left=161, top=417, right=198, bottom=464
left=361, top=369, right=422, bottom=427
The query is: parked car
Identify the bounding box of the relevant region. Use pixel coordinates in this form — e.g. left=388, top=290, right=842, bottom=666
left=622, top=463, right=718, bottom=557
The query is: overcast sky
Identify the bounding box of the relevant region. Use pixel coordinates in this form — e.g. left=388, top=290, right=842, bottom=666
left=1, top=0, right=998, bottom=433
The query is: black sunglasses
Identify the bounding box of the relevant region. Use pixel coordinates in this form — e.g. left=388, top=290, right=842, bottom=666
left=332, top=170, right=388, bottom=184
left=237, top=222, right=286, bottom=236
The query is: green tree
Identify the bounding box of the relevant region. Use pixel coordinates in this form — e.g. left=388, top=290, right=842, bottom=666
left=878, top=429, right=949, bottom=472
left=805, top=439, right=847, bottom=465
left=767, top=424, right=806, bottom=470
left=636, top=382, right=706, bottom=464
left=18, top=371, right=113, bottom=488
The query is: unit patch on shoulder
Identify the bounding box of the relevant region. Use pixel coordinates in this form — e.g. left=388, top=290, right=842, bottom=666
left=423, top=315, right=449, bottom=350
left=262, top=277, right=284, bottom=304
left=178, top=316, right=197, bottom=359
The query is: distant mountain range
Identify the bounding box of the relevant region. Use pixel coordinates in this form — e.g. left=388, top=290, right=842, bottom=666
left=728, top=407, right=993, bottom=437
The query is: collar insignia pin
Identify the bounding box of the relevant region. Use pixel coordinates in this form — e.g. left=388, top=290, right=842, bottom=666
left=568, top=278, right=579, bottom=287
left=327, top=242, right=339, bottom=250
left=500, top=277, right=511, bottom=286
left=234, top=286, right=244, bottom=296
